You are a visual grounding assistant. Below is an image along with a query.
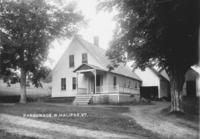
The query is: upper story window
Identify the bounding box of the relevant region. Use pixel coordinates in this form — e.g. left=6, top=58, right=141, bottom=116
left=113, top=76, right=117, bottom=86
left=61, top=78, right=66, bottom=91
left=69, top=55, right=74, bottom=67
left=82, top=53, right=88, bottom=64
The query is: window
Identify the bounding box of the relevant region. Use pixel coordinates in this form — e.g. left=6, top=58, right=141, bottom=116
left=135, top=81, right=138, bottom=89
left=128, top=80, right=131, bottom=88
left=82, top=53, right=88, bottom=64
left=72, top=77, right=76, bottom=90
left=113, top=76, right=117, bottom=86
left=61, top=78, right=66, bottom=90
left=69, top=55, right=74, bottom=67
left=96, top=75, right=101, bottom=86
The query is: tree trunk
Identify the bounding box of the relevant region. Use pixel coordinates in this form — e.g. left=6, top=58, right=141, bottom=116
left=19, top=68, right=27, bottom=103
left=169, top=71, right=185, bottom=113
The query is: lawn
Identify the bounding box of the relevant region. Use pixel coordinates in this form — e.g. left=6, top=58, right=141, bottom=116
left=0, top=102, right=164, bottom=139
left=0, top=82, right=51, bottom=102
left=0, top=130, right=38, bottom=139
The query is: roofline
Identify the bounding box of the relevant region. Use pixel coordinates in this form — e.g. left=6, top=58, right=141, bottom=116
left=148, top=67, right=169, bottom=81
left=109, top=71, right=142, bottom=82
left=52, top=37, right=76, bottom=72
left=74, top=64, right=142, bottom=82
left=190, top=67, right=200, bottom=75
left=73, top=63, right=106, bottom=73
left=75, top=36, right=108, bottom=69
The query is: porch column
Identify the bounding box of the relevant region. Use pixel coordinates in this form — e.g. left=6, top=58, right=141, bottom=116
left=91, top=69, right=97, bottom=94
left=94, top=70, right=96, bottom=94
left=76, top=72, right=79, bottom=95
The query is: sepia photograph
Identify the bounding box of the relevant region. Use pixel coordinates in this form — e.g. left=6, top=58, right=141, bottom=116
left=0, top=0, right=199, bottom=139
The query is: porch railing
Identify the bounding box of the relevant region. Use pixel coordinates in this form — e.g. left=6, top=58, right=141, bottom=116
left=96, top=85, right=139, bottom=94
left=96, top=86, right=103, bottom=94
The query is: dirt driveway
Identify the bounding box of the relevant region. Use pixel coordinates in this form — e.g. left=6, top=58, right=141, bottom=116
left=125, top=102, right=199, bottom=139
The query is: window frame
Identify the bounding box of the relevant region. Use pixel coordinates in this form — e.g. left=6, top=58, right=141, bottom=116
left=128, top=80, right=131, bottom=88
left=72, top=77, right=76, bottom=90
left=113, top=76, right=117, bottom=86
left=135, top=81, right=138, bottom=89
left=69, top=55, right=74, bottom=67
left=82, top=53, right=88, bottom=64
left=61, top=78, right=66, bottom=91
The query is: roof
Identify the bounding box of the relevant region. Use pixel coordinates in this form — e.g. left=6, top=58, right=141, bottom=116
left=74, top=35, right=141, bottom=81
left=191, top=65, right=200, bottom=75
left=74, top=63, right=106, bottom=72
left=148, top=67, right=169, bottom=81
left=75, top=36, right=111, bottom=68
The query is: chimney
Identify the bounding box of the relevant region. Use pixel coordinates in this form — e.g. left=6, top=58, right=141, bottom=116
left=93, top=36, right=99, bottom=47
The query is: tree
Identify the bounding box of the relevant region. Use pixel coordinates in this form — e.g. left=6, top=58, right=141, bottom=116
left=98, top=0, right=198, bottom=112
left=0, top=0, right=83, bottom=103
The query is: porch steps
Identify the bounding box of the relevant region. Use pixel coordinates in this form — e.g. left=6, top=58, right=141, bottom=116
left=73, top=95, right=92, bottom=105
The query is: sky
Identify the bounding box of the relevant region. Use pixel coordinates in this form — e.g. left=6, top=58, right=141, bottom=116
left=46, top=0, right=117, bottom=69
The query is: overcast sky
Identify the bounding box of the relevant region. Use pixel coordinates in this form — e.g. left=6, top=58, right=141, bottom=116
left=46, top=0, right=117, bottom=69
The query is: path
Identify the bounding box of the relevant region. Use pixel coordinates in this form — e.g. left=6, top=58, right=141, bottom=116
left=125, top=102, right=199, bottom=139
left=0, top=113, right=135, bottom=139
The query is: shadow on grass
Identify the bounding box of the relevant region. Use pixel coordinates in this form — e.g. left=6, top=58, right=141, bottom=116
left=0, top=130, right=38, bottom=139
left=160, top=102, right=199, bottom=124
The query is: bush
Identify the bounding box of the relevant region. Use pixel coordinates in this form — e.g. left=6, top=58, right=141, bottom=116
left=0, top=95, right=20, bottom=103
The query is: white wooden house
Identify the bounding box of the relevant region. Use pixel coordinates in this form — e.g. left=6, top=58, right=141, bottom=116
left=52, top=35, right=141, bottom=104
left=134, top=67, right=170, bottom=99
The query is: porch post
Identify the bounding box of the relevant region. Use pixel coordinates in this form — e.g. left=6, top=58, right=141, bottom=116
left=94, top=70, right=96, bottom=94
left=76, top=72, right=79, bottom=95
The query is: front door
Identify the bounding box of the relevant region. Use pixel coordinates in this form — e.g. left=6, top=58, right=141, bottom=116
left=89, top=74, right=103, bottom=94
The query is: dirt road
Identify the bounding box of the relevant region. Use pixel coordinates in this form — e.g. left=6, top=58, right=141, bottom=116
left=125, top=102, right=199, bottom=139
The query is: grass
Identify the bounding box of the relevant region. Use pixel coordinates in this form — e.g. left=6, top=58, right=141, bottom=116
left=0, top=102, right=164, bottom=139
left=0, top=85, right=51, bottom=103
left=160, top=98, right=199, bottom=132
left=161, top=106, right=199, bottom=128
left=0, top=86, right=51, bottom=97
left=161, top=97, right=199, bottom=122
left=0, top=130, right=38, bottom=139
left=0, top=129, right=93, bottom=139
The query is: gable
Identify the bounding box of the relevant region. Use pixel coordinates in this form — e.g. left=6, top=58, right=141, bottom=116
left=159, top=69, right=170, bottom=81
left=185, top=68, right=199, bottom=81
left=52, top=36, right=104, bottom=74
left=135, top=67, right=160, bottom=86
left=76, top=37, right=111, bottom=69
left=52, top=38, right=77, bottom=73
left=74, top=64, right=93, bottom=72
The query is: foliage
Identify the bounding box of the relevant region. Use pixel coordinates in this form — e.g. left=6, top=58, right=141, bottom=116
left=98, top=0, right=198, bottom=71
left=98, top=0, right=198, bottom=112
left=0, top=0, right=83, bottom=87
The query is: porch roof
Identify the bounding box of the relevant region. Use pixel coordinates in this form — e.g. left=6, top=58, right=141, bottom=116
left=73, top=63, right=106, bottom=73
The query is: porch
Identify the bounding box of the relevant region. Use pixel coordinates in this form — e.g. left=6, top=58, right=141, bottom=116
left=75, top=85, right=140, bottom=105
left=73, top=64, right=140, bottom=104
left=74, top=64, right=139, bottom=95
left=77, top=85, right=139, bottom=95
